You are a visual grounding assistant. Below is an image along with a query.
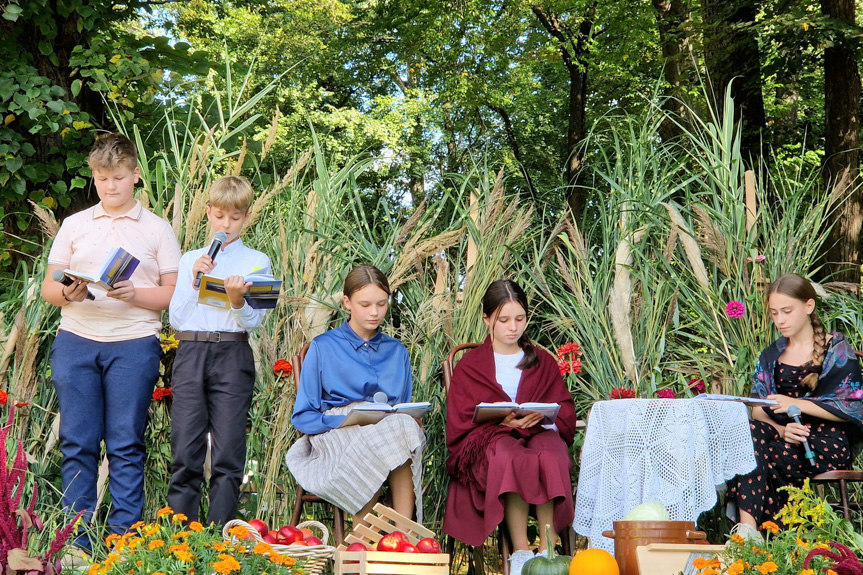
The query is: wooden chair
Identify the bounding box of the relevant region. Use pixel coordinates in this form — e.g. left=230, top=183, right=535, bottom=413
left=442, top=343, right=576, bottom=575
left=809, top=350, right=863, bottom=520
left=288, top=342, right=348, bottom=545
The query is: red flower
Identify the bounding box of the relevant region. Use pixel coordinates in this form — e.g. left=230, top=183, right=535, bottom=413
left=273, top=359, right=293, bottom=378
left=13, top=401, right=28, bottom=408
left=152, top=387, right=173, bottom=401
left=556, top=342, right=582, bottom=359
left=0, top=390, right=6, bottom=406
left=688, top=378, right=706, bottom=394
left=609, top=387, right=636, bottom=399
left=558, top=359, right=582, bottom=376
left=655, top=389, right=677, bottom=399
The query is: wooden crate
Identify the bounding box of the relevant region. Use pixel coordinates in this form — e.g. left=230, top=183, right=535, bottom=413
left=636, top=543, right=726, bottom=575
left=335, top=550, right=449, bottom=575
left=335, top=504, right=449, bottom=575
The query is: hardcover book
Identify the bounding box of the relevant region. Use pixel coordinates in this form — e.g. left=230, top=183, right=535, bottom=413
left=472, top=402, right=560, bottom=424
left=63, top=247, right=139, bottom=291
left=338, top=402, right=432, bottom=428
left=197, top=274, right=282, bottom=310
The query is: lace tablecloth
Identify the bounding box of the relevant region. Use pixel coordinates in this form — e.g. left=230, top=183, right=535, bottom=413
left=573, top=398, right=756, bottom=551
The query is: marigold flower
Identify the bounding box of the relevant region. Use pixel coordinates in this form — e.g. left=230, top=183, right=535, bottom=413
left=269, top=553, right=287, bottom=565
left=609, top=387, right=636, bottom=399
left=144, top=524, right=160, bottom=537
left=149, top=539, right=165, bottom=550
left=273, top=359, right=293, bottom=378
left=103, top=554, right=121, bottom=569
left=153, top=387, right=173, bottom=401
left=157, top=506, right=173, bottom=518
left=757, top=562, right=778, bottom=574
left=153, top=573, right=167, bottom=575
left=130, top=521, right=144, bottom=530
left=730, top=533, right=744, bottom=544
left=172, top=513, right=188, bottom=525
left=87, top=565, right=102, bottom=575
left=725, top=300, right=746, bottom=319
left=656, top=389, right=677, bottom=399
left=827, top=570, right=838, bottom=575
left=727, top=561, right=745, bottom=575
left=254, top=542, right=274, bottom=555
left=212, top=542, right=228, bottom=552
left=189, top=521, right=204, bottom=532
left=0, top=390, right=7, bottom=406
left=693, top=557, right=709, bottom=569
left=760, top=521, right=779, bottom=534
left=228, top=525, right=250, bottom=539
left=214, top=553, right=242, bottom=574
left=800, top=570, right=815, bottom=575
left=105, top=533, right=121, bottom=546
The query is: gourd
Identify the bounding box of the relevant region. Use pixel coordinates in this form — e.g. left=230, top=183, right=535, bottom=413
left=521, top=525, right=571, bottom=575
left=569, top=548, right=619, bottom=575
left=622, top=501, right=670, bottom=521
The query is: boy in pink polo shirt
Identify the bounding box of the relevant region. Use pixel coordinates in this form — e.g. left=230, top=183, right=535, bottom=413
left=41, top=133, right=181, bottom=552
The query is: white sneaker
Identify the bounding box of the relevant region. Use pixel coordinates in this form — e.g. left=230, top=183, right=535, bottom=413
left=728, top=523, right=764, bottom=544
left=508, top=549, right=536, bottom=575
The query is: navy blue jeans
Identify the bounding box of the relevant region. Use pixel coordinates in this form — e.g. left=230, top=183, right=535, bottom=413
left=51, top=330, right=160, bottom=548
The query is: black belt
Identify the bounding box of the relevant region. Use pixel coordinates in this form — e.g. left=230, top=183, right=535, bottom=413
left=175, top=331, right=249, bottom=343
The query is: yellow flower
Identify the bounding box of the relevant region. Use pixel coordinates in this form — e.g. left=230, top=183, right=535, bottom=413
left=105, top=533, right=120, bottom=546
left=728, top=562, right=745, bottom=575
left=730, top=533, right=745, bottom=544
left=827, top=570, right=838, bottom=575
left=693, top=557, right=709, bottom=569
left=189, top=521, right=204, bottom=532
left=130, top=521, right=144, bottom=530
left=816, top=543, right=830, bottom=550
left=126, top=537, right=144, bottom=549
left=214, top=553, right=242, bottom=574
left=269, top=553, right=286, bottom=565
left=87, top=565, right=102, bottom=575
left=173, top=531, right=191, bottom=539
left=144, top=524, right=160, bottom=537
left=235, top=544, right=247, bottom=554
left=796, top=537, right=810, bottom=550
left=758, top=562, right=778, bottom=574
left=161, top=334, right=179, bottom=352
left=149, top=539, right=165, bottom=550
left=761, top=521, right=780, bottom=534
left=153, top=573, right=167, bottom=575
left=172, top=513, right=188, bottom=524
left=800, top=570, right=815, bottom=575
left=212, top=542, right=228, bottom=552
left=228, top=525, right=249, bottom=539
left=176, top=549, right=194, bottom=562
left=254, top=542, right=274, bottom=555
left=157, top=506, right=173, bottom=518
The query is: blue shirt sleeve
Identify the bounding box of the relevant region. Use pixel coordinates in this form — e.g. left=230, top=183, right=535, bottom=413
left=292, top=340, right=347, bottom=434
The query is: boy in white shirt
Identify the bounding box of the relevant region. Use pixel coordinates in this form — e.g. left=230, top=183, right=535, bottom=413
left=168, top=175, right=270, bottom=525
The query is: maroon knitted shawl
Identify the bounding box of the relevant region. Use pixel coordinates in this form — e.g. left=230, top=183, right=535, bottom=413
left=445, top=337, right=577, bottom=483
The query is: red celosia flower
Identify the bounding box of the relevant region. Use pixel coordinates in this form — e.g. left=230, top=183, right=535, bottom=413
left=688, top=378, right=706, bottom=394
left=558, top=359, right=582, bottom=376
left=556, top=342, right=582, bottom=359
left=656, top=389, right=677, bottom=399
left=152, top=387, right=173, bottom=401
left=610, top=387, right=636, bottom=399
left=273, top=359, right=293, bottom=378
left=0, top=390, right=6, bottom=406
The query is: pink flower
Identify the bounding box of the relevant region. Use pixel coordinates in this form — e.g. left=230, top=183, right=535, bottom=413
left=725, top=300, right=745, bottom=319
left=688, top=378, right=706, bottom=394
left=610, top=387, right=636, bottom=400
left=656, top=389, right=677, bottom=399
left=851, top=389, right=863, bottom=399
left=746, top=254, right=766, bottom=263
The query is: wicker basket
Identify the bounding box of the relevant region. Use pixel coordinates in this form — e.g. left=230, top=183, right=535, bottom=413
left=222, top=519, right=336, bottom=575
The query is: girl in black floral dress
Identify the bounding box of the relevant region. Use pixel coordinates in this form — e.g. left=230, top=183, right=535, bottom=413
left=726, top=274, right=863, bottom=538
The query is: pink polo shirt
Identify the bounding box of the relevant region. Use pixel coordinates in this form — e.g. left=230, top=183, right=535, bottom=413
left=48, top=200, right=181, bottom=342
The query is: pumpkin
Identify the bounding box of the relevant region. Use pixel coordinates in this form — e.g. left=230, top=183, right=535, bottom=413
left=569, top=548, right=618, bottom=575
left=522, top=525, right=571, bottom=575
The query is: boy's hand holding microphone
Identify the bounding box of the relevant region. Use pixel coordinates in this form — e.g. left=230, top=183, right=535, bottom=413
left=191, top=231, right=250, bottom=309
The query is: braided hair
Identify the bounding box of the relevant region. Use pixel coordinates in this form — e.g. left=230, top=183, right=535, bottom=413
left=768, top=273, right=825, bottom=390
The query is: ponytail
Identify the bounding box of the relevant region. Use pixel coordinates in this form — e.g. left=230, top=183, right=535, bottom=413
left=801, top=313, right=826, bottom=391
left=517, top=336, right=539, bottom=370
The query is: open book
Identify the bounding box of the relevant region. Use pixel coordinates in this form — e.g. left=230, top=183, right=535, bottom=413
left=696, top=394, right=779, bottom=407
left=63, top=247, right=139, bottom=291
left=198, top=274, right=282, bottom=310
left=338, top=402, right=431, bottom=428
left=473, top=402, right=560, bottom=425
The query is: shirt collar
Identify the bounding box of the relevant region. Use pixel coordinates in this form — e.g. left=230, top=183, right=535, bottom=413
left=338, top=320, right=383, bottom=351
left=94, top=200, right=143, bottom=220
left=219, top=237, right=245, bottom=254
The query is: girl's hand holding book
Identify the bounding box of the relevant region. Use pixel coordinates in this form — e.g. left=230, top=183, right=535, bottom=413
left=500, top=411, right=544, bottom=429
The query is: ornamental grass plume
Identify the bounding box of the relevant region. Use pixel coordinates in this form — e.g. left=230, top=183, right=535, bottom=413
left=1, top=406, right=84, bottom=575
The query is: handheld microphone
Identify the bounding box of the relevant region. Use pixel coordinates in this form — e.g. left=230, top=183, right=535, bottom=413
left=193, top=231, right=227, bottom=288
left=787, top=405, right=816, bottom=467
left=373, top=391, right=388, bottom=404
left=52, top=269, right=95, bottom=301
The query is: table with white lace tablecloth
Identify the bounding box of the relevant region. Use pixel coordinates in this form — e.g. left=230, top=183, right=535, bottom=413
left=573, top=398, right=757, bottom=552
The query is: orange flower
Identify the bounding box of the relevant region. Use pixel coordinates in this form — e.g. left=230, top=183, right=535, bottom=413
left=800, top=570, right=815, bottom=575
left=157, top=506, right=173, bottom=518
left=105, top=533, right=121, bottom=546
left=87, top=565, right=102, bottom=575
left=172, top=513, right=188, bottom=524
left=269, top=553, right=286, bottom=565
left=729, top=533, right=745, bottom=544
left=228, top=525, right=249, bottom=539
left=214, top=553, right=242, bottom=574
left=189, top=521, right=204, bottom=532
left=760, top=521, right=780, bottom=534
left=149, top=539, right=165, bottom=550
left=130, top=521, right=144, bottom=530
left=727, top=562, right=745, bottom=575
left=144, top=524, right=160, bottom=537
left=212, top=542, right=228, bottom=552
left=254, top=542, right=274, bottom=555
left=757, top=562, right=778, bottom=574
left=693, top=557, right=709, bottom=569
left=827, top=570, right=838, bottom=575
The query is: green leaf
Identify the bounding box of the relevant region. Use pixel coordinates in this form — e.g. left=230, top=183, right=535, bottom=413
left=46, top=100, right=64, bottom=114
left=2, top=4, right=22, bottom=21
left=5, top=157, right=23, bottom=173
left=38, top=41, right=52, bottom=56
left=70, top=177, right=86, bottom=189
left=71, top=79, right=82, bottom=97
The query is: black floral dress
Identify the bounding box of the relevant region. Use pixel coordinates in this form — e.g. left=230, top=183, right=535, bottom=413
left=727, top=362, right=852, bottom=524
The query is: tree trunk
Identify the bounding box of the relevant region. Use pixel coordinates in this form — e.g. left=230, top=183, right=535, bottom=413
left=822, top=0, right=861, bottom=284
left=701, top=0, right=767, bottom=167
left=652, top=0, right=693, bottom=141
left=487, top=103, right=537, bottom=201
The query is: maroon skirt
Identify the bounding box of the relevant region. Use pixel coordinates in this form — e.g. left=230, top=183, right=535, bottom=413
left=443, top=429, right=573, bottom=546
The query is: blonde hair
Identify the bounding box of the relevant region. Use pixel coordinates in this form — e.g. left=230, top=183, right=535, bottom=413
left=208, top=176, right=254, bottom=213
left=88, top=132, right=137, bottom=171
left=768, top=273, right=825, bottom=390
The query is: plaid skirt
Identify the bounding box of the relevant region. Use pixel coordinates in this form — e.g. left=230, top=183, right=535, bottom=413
left=285, top=402, right=426, bottom=521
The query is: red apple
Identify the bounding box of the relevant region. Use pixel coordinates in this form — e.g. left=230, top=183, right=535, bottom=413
left=268, top=530, right=279, bottom=539
left=300, top=528, right=314, bottom=539
left=248, top=519, right=268, bottom=537
left=278, top=525, right=304, bottom=544
left=401, top=543, right=420, bottom=553
left=346, top=542, right=368, bottom=552
left=416, top=538, right=441, bottom=554
left=263, top=534, right=278, bottom=544
left=377, top=532, right=405, bottom=552
left=306, top=536, right=323, bottom=546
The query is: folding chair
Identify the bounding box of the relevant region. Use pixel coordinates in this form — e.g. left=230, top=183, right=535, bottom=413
left=288, top=342, right=348, bottom=545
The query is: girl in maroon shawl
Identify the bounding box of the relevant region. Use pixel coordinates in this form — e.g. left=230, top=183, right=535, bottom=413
left=443, top=280, right=577, bottom=575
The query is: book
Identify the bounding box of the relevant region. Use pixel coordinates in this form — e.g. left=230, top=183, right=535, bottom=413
left=472, top=402, right=561, bottom=425
left=198, top=274, right=282, bottom=310
left=696, top=393, right=779, bottom=407
left=63, top=247, right=140, bottom=291
left=338, top=402, right=432, bottom=428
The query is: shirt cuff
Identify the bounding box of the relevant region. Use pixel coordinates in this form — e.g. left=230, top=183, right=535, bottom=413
left=229, top=301, right=257, bottom=327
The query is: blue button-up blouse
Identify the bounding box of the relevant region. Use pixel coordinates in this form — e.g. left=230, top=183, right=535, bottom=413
left=291, top=321, right=413, bottom=434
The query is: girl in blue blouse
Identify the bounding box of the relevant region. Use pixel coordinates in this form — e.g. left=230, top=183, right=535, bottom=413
left=285, top=265, right=426, bottom=523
